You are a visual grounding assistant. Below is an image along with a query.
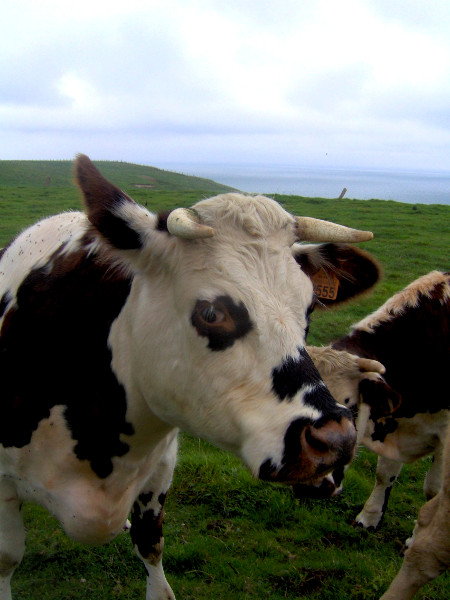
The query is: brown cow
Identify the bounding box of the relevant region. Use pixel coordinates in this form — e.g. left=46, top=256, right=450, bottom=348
left=379, top=421, right=450, bottom=599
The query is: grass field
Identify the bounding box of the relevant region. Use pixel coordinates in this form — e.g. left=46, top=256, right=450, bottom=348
left=1, top=160, right=449, bottom=599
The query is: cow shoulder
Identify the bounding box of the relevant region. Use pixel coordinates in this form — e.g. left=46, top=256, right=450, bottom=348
left=0, top=234, right=134, bottom=478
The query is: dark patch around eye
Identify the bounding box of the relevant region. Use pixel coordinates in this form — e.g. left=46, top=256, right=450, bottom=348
left=191, top=295, right=253, bottom=351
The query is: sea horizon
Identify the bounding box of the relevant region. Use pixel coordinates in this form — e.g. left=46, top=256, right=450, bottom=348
left=157, top=162, right=450, bottom=205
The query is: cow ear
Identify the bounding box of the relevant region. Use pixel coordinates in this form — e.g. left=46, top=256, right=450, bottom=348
left=292, top=243, right=381, bottom=306
left=75, top=154, right=167, bottom=254
left=359, top=378, right=402, bottom=419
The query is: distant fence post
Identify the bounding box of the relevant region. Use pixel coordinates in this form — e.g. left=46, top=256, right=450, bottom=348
left=338, top=187, right=347, bottom=199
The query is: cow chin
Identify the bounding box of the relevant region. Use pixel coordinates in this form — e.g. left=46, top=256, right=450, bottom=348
left=257, top=415, right=356, bottom=486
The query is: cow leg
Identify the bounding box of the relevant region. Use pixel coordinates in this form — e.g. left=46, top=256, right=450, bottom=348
left=354, top=456, right=402, bottom=529
left=379, top=493, right=448, bottom=600
left=0, top=480, right=25, bottom=600
left=423, top=443, right=443, bottom=500
left=130, top=436, right=177, bottom=600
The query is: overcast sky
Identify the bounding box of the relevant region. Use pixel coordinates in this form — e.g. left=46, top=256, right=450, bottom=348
left=1, top=0, right=450, bottom=171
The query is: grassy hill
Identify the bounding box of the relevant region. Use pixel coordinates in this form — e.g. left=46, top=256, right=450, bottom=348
left=0, top=159, right=237, bottom=192
left=0, top=159, right=237, bottom=247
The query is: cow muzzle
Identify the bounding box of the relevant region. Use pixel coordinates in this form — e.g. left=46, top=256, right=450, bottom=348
left=258, top=413, right=356, bottom=485
left=292, top=469, right=345, bottom=500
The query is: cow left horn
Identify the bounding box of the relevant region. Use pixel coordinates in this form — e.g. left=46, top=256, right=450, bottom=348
left=296, top=217, right=373, bottom=242
left=167, top=208, right=215, bottom=239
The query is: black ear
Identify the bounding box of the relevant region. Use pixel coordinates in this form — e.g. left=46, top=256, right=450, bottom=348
left=293, top=243, right=381, bottom=306
left=359, top=378, right=402, bottom=420
left=75, top=154, right=143, bottom=250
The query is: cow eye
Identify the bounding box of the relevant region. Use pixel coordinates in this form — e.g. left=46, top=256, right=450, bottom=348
left=197, top=302, right=225, bottom=325
left=192, top=296, right=253, bottom=351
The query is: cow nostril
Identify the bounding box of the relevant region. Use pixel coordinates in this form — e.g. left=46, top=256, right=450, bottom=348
left=305, top=426, right=330, bottom=453
left=304, top=418, right=356, bottom=460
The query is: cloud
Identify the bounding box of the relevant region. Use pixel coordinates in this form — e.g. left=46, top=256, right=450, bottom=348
left=1, top=0, right=449, bottom=169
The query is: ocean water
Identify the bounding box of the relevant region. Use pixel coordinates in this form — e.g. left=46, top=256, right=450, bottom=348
left=164, top=163, right=450, bottom=205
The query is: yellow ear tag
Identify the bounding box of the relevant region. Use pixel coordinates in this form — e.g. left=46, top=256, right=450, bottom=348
left=311, top=269, right=339, bottom=300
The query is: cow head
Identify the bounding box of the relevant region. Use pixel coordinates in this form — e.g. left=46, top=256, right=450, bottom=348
left=293, top=348, right=401, bottom=498
left=75, top=155, right=381, bottom=485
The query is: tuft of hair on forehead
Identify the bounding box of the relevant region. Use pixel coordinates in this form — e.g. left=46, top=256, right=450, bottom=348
left=193, top=193, right=294, bottom=238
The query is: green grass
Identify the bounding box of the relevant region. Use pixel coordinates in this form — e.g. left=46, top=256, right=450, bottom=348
left=15, top=439, right=448, bottom=600
left=1, top=160, right=449, bottom=599
left=0, top=159, right=236, bottom=248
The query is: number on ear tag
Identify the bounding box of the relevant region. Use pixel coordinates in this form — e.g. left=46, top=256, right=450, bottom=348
left=311, top=270, right=339, bottom=300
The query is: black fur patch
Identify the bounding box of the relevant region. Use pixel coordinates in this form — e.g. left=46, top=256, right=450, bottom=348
left=156, top=211, right=171, bottom=233
left=0, top=244, right=134, bottom=478
left=259, top=418, right=311, bottom=481
left=303, top=385, right=348, bottom=417
left=271, top=347, right=343, bottom=417
left=359, top=378, right=402, bottom=423
left=272, top=347, right=322, bottom=401
left=332, top=465, right=345, bottom=487
left=303, top=296, right=317, bottom=341
left=90, top=192, right=142, bottom=250
left=371, top=418, right=399, bottom=442
left=131, top=491, right=166, bottom=561
left=378, top=486, right=393, bottom=526
left=0, top=290, right=12, bottom=319
left=76, top=155, right=142, bottom=250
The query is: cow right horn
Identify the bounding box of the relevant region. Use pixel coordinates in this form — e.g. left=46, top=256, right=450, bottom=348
left=167, top=208, right=215, bottom=239
left=295, top=217, right=373, bottom=242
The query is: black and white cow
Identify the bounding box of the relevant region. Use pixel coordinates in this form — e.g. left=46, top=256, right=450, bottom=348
left=0, top=155, right=379, bottom=599
left=296, top=271, right=450, bottom=530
